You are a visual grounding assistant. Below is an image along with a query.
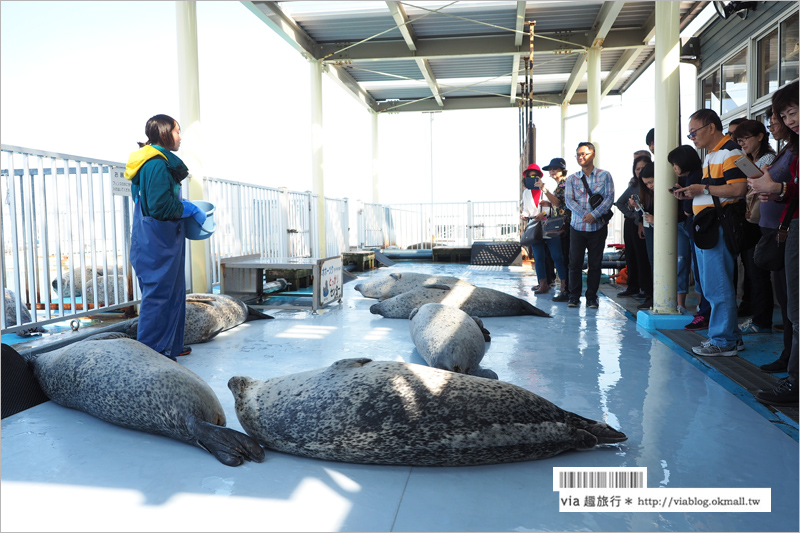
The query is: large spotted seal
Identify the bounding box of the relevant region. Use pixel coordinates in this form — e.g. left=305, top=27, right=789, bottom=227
left=126, top=293, right=273, bottom=345
left=354, top=272, right=469, bottom=300
left=408, top=303, right=497, bottom=379
left=28, top=335, right=264, bottom=466
left=228, top=358, right=626, bottom=466
left=370, top=283, right=550, bottom=319
left=4, top=288, right=45, bottom=336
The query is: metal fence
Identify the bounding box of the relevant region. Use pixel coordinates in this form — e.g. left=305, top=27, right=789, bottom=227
left=2, top=144, right=524, bottom=335
left=357, top=201, right=520, bottom=249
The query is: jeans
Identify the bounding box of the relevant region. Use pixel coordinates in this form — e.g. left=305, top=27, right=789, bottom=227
left=785, top=219, right=798, bottom=383
left=568, top=225, right=608, bottom=301
left=676, top=222, right=691, bottom=295
left=532, top=237, right=567, bottom=283
left=694, top=226, right=742, bottom=348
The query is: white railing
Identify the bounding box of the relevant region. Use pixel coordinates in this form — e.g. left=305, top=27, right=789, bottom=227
left=356, top=201, right=520, bottom=249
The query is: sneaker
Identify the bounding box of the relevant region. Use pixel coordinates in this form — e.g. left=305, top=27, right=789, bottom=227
left=677, top=305, right=687, bottom=314
left=553, top=292, right=570, bottom=302
left=587, top=299, right=599, bottom=309
left=178, top=346, right=192, bottom=356
left=755, top=378, right=798, bottom=407
left=637, top=298, right=653, bottom=310
left=617, top=287, right=640, bottom=297
left=568, top=299, right=580, bottom=308
left=700, top=338, right=745, bottom=352
left=685, top=314, right=709, bottom=331
left=692, top=343, right=737, bottom=356
left=633, top=291, right=647, bottom=301
left=760, top=359, right=788, bottom=373
left=738, top=318, right=769, bottom=334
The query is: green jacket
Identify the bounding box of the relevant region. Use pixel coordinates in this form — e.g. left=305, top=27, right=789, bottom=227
left=124, top=144, right=189, bottom=220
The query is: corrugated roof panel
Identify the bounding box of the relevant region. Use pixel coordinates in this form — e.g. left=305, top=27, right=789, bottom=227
left=526, top=52, right=582, bottom=76
left=429, top=56, right=514, bottom=79
left=405, top=2, right=519, bottom=38
left=441, top=83, right=511, bottom=98
left=368, top=87, right=434, bottom=101
left=345, top=60, right=424, bottom=82
left=525, top=1, right=603, bottom=33
left=616, top=2, right=655, bottom=29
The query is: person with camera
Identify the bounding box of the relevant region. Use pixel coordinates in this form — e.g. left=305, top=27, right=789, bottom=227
left=564, top=142, right=615, bottom=309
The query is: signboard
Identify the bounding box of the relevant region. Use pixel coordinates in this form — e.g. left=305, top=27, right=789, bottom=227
left=110, top=167, right=131, bottom=197
left=317, top=255, right=343, bottom=307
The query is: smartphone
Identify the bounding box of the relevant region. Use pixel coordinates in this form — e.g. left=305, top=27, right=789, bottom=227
left=668, top=185, right=680, bottom=192
left=734, top=156, right=763, bottom=178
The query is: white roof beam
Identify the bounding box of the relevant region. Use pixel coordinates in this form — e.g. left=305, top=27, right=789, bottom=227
left=509, top=1, right=526, bottom=104
left=386, top=1, right=443, bottom=107
left=559, top=1, right=624, bottom=105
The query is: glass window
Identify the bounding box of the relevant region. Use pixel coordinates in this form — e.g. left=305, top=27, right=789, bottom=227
left=780, top=12, right=798, bottom=84
left=702, top=70, right=720, bottom=112
left=757, top=28, right=779, bottom=98
left=721, top=48, right=747, bottom=114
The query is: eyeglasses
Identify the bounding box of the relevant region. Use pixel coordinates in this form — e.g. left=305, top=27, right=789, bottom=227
left=736, top=136, right=752, bottom=144
left=686, top=123, right=711, bottom=139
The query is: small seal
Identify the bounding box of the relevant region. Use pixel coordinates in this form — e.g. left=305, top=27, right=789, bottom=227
left=370, top=283, right=550, bottom=319
left=31, top=336, right=265, bottom=466
left=408, top=303, right=497, bottom=379
left=126, top=293, right=273, bottom=345
left=354, top=272, right=468, bottom=300
left=228, top=358, right=626, bottom=466
left=3, top=288, right=45, bottom=336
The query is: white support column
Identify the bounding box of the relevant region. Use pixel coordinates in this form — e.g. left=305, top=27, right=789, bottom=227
left=560, top=102, right=568, bottom=158
left=176, top=1, right=207, bottom=292
left=371, top=111, right=379, bottom=204
left=310, top=59, right=326, bottom=258
left=586, top=46, right=601, bottom=164
left=651, top=0, right=681, bottom=315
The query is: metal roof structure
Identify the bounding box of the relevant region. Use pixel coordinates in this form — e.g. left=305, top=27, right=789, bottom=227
left=243, top=1, right=709, bottom=113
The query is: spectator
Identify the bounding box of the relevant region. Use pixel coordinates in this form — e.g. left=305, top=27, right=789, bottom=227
left=521, top=164, right=567, bottom=295
left=646, top=128, right=655, bottom=155
left=564, top=142, right=615, bottom=309
left=673, top=109, right=747, bottom=356
left=730, top=120, right=777, bottom=335
left=750, top=80, right=798, bottom=406
left=727, top=117, right=747, bottom=135
left=542, top=157, right=573, bottom=301
left=758, top=107, right=796, bottom=373
left=636, top=162, right=656, bottom=310
left=667, top=145, right=711, bottom=329
left=614, top=153, right=652, bottom=300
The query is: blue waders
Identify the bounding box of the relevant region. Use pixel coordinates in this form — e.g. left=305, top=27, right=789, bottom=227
left=130, top=201, right=186, bottom=360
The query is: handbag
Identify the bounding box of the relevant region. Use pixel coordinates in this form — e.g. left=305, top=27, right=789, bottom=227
left=520, top=219, right=544, bottom=246
left=754, top=199, right=797, bottom=271
left=712, top=196, right=745, bottom=255
left=542, top=215, right=566, bottom=238
left=580, top=176, right=614, bottom=224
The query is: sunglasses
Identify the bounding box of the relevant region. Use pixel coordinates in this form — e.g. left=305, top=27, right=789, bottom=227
left=687, top=123, right=711, bottom=139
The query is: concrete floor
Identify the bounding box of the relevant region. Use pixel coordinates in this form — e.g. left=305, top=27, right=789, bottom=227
left=1, top=262, right=798, bottom=532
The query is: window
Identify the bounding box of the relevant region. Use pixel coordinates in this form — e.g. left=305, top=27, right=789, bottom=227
left=702, top=70, right=720, bottom=112
left=757, top=29, right=779, bottom=98
left=780, top=12, right=798, bottom=85
left=721, top=48, right=747, bottom=114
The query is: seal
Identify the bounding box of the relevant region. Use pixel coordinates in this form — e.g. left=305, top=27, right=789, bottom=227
left=30, top=336, right=265, bottom=466
left=228, top=358, right=626, bottom=466
left=51, top=266, right=122, bottom=297
left=82, top=275, right=127, bottom=306
left=126, top=293, right=273, bottom=345
left=354, top=272, right=469, bottom=300
left=4, top=288, right=45, bottom=336
left=370, top=283, right=550, bottom=319
left=408, top=303, right=497, bottom=379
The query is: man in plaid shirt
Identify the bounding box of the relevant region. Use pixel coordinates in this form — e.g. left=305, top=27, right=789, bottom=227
left=563, top=142, right=615, bottom=309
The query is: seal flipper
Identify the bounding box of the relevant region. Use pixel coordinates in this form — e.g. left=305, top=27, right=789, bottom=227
left=565, top=412, right=627, bottom=444
left=422, top=283, right=452, bottom=291
left=470, top=316, right=491, bottom=341
left=188, top=417, right=266, bottom=467
left=470, top=366, right=498, bottom=380
left=245, top=305, right=274, bottom=321
left=520, top=299, right=551, bottom=318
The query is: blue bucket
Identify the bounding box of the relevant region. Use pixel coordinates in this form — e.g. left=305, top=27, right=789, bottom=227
left=185, top=200, right=217, bottom=240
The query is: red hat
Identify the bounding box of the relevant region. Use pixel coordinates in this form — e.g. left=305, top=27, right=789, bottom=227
left=522, top=163, right=543, bottom=178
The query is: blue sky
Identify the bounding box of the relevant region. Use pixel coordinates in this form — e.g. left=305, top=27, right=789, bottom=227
left=1, top=1, right=711, bottom=205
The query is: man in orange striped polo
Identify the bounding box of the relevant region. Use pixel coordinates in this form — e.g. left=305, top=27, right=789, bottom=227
left=673, top=109, right=747, bottom=356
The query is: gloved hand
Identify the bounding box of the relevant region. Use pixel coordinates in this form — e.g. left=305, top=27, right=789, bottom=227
left=180, top=199, right=207, bottom=226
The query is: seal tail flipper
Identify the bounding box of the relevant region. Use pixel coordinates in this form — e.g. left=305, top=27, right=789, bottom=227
left=470, top=366, right=498, bottom=380
left=565, top=412, right=627, bottom=444
left=470, top=316, right=491, bottom=341
left=245, top=305, right=274, bottom=321
left=189, top=417, right=266, bottom=467
left=520, top=299, right=551, bottom=318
